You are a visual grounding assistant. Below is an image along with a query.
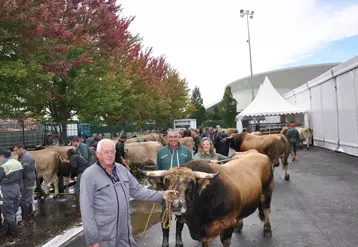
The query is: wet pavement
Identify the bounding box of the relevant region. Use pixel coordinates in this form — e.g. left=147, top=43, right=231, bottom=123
left=4, top=146, right=358, bottom=247
left=0, top=189, right=82, bottom=247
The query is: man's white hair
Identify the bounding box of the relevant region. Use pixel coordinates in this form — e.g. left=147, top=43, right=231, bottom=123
left=167, top=129, right=180, bottom=137
left=96, top=139, right=115, bottom=152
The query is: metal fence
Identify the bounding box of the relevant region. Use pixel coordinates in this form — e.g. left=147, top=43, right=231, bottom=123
left=91, top=123, right=156, bottom=139
left=0, top=119, right=45, bottom=150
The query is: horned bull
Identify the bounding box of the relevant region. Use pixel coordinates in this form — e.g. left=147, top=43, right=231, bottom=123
left=143, top=149, right=274, bottom=247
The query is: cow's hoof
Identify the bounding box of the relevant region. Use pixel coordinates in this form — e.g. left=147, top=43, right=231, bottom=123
left=176, top=242, right=184, bottom=247
left=234, top=220, right=243, bottom=233
left=284, top=174, right=290, bottom=181
left=222, top=239, right=232, bottom=247
left=162, top=240, right=169, bottom=247
left=263, top=229, right=272, bottom=238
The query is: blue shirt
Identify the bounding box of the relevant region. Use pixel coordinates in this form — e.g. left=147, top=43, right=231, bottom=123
left=96, top=161, right=120, bottom=183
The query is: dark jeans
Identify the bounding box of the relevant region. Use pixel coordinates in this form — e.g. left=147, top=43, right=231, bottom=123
left=290, top=142, right=297, bottom=154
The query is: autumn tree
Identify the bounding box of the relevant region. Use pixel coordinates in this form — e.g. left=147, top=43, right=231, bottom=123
left=155, top=69, right=191, bottom=127
left=190, top=86, right=206, bottom=125
left=219, top=86, right=237, bottom=127
left=0, top=0, right=193, bottom=135
left=0, top=0, right=135, bottom=141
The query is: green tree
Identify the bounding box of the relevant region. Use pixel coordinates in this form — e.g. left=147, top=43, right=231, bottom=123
left=219, top=86, right=237, bottom=127
left=190, top=86, right=206, bottom=125
left=206, top=105, right=221, bottom=120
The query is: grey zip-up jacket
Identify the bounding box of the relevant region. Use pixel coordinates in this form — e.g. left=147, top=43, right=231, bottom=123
left=80, top=161, right=164, bottom=247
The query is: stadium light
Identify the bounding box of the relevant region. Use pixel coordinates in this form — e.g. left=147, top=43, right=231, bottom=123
left=240, top=9, right=255, bottom=101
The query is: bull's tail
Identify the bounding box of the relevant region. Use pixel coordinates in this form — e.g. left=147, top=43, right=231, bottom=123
left=280, top=135, right=289, bottom=169
left=309, top=128, right=314, bottom=145
left=281, top=135, right=291, bottom=181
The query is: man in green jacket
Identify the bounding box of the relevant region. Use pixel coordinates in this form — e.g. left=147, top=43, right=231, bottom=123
left=156, top=129, right=193, bottom=247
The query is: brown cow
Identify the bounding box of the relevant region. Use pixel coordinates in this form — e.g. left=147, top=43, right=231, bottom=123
left=250, top=131, right=262, bottom=136
left=123, top=141, right=162, bottom=168
left=31, top=149, right=61, bottom=197
left=46, top=145, right=75, bottom=159
left=179, top=137, right=195, bottom=152
left=144, top=149, right=274, bottom=247
left=224, top=128, right=238, bottom=136
left=230, top=132, right=290, bottom=181
left=125, top=133, right=167, bottom=145
left=280, top=127, right=313, bottom=150
left=296, top=127, right=313, bottom=150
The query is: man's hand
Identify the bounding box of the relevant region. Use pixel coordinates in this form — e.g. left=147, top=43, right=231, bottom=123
left=163, top=190, right=177, bottom=200
left=210, top=160, right=219, bottom=164
left=60, top=157, right=69, bottom=163
left=89, top=243, right=100, bottom=247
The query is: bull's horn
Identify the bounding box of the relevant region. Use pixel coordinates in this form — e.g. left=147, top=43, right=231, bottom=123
left=143, top=170, right=169, bottom=177
left=192, top=171, right=220, bottom=179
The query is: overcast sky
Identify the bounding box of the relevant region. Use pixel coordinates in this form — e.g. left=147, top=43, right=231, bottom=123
left=118, top=0, right=358, bottom=107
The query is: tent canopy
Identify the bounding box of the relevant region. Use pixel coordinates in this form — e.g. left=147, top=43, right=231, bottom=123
left=236, top=76, right=307, bottom=120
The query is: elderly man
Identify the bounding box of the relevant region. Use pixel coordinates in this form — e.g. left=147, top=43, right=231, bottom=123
left=13, top=143, right=36, bottom=224
left=80, top=139, right=175, bottom=247
left=156, top=129, right=193, bottom=247
left=0, top=149, right=23, bottom=238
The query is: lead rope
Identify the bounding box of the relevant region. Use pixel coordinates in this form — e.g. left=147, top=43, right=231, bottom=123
left=161, top=190, right=176, bottom=229
left=143, top=190, right=177, bottom=233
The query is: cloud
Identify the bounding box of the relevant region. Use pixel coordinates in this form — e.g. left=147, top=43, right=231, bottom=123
left=118, top=0, right=358, bottom=106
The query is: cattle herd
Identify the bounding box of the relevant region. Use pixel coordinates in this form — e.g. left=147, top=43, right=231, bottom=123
left=8, top=126, right=313, bottom=247
left=142, top=126, right=313, bottom=247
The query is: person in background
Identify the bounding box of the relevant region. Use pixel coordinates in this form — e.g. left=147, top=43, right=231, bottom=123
left=207, top=127, right=215, bottom=140
left=85, top=133, right=103, bottom=151
left=115, top=134, right=127, bottom=165
left=72, top=137, right=94, bottom=166
left=61, top=148, right=90, bottom=209
left=80, top=139, right=175, bottom=247
left=0, top=149, right=23, bottom=238
left=156, top=129, right=193, bottom=247
left=213, top=125, right=222, bottom=140
left=194, top=137, right=235, bottom=163
left=13, top=144, right=36, bottom=224
left=214, top=131, right=232, bottom=157
left=286, top=122, right=300, bottom=161
left=192, top=130, right=201, bottom=155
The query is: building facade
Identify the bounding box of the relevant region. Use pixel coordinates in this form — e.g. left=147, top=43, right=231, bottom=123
left=206, top=63, right=340, bottom=113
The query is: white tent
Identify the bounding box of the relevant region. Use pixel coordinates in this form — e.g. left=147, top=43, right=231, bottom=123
left=236, top=76, right=308, bottom=122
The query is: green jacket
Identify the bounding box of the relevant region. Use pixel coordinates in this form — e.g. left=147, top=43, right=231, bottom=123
left=156, top=144, right=193, bottom=170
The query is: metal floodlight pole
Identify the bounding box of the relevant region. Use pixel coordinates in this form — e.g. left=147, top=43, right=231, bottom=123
left=240, top=9, right=254, bottom=101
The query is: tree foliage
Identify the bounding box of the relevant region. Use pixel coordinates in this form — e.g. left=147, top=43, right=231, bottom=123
left=190, top=86, right=206, bottom=126
left=219, top=86, right=237, bottom=127
left=0, top=0, right=192, bottom=132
